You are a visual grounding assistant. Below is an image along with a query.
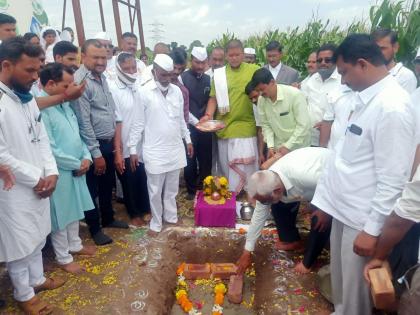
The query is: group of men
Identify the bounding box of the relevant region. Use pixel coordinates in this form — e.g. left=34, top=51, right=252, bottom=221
left=0, top=10, right=420, bottom=315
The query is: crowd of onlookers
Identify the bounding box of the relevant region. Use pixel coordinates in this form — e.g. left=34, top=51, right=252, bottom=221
left=0, top=10, right=419, bottom=315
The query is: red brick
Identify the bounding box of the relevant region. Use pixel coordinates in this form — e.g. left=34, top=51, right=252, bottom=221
left=227, top=274, right=243, bottom=304
left=211, top=263, right=238, bottom=279
left=183, top=263, right=211, bottom=280
left=368, top=267, right=395, bottom=310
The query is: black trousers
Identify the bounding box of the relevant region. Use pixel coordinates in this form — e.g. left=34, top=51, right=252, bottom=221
left=84, top=140, right=116, bottom=236
left=184, top=127, right=212, bottom=194
left=271, top=201, right=301, bottom=242
left=117, top=159, right=150, bottom=219
left=271, top=201, right=331, bottom=269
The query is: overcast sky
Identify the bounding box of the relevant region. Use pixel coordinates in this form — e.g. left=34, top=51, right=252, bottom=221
left=44, top=0, right=374, bottom=48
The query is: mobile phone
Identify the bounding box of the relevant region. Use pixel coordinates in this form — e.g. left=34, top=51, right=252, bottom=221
left=78, top=72, right=89, bottom=85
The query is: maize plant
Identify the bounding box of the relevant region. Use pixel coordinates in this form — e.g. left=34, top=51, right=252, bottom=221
left=206, top=0, right=419, bottom=76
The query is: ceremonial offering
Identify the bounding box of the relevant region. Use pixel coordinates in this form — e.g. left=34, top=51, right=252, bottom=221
left=202, top=176, right=232, bottom=205
left=196, top=120, right=226, bottom=132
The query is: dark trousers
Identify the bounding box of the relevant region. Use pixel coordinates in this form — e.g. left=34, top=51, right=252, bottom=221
left=85, top=140, right=116, bottom=236
left=184, top=127, right=212, bottom=194
left=302, top=214, right=331, bottom=268
left=271, top=201, right=331, bottom=269
left=117, top=159, right=150, bottom=219
left=271, top=201, right=301, bottom=242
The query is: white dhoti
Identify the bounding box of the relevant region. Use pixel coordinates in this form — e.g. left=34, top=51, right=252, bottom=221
left=146, top=169, right=180, bottom=232
left=218, top=137, right=258, bottom=192
left=51, top=221, right=83, bottom=265
left=6, top=241, right=46, bottom=302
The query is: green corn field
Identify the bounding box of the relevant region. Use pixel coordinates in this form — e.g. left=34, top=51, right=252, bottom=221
left=207, top=0, right=420, bottom=76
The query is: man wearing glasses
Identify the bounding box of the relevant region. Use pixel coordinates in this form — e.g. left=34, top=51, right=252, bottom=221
left=301, top=44, right=345, bottom=147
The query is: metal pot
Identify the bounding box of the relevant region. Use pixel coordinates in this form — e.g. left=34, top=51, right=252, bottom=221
left=240, top=202, right=255, bottom=221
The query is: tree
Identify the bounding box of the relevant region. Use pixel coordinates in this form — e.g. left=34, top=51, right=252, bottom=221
left=188, top=40, right=203, bottom=53
left=170, top=42, right=178, bottom=51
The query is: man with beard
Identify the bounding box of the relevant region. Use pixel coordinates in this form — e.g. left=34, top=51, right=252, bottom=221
left=71, top=39, right=129, bottom=246
left=53, top=41, right=79, bottom=71
left=372, top=28, right=417, bottom=93
left=301, top=44, right=345, bottom=147
left=181, top=47, right=212, bottom=199
left=0, top=37, right=65, bottom=314
left=128, top=54, right=193, bottom=236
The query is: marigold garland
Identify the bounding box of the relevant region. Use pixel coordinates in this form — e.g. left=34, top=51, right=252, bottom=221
left=175, top=263, right=226, bottom=315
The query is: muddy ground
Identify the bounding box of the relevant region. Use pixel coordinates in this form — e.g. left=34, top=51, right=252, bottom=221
left=0, top=187, right=332, bottom=314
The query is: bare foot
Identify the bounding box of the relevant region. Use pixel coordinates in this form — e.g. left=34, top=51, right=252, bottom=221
left=294, top=261, right=311, bottom=274
left=275, top=240, right=304, bottom=251
left=142, top=213, right=152, bottom=222
left=70, top=245, right=96, bottom=256
left=59, top=262, right=86, bottom=274
left=130, top=217, right=146, bottom=227
left=147, top=229, right=159, bottom=237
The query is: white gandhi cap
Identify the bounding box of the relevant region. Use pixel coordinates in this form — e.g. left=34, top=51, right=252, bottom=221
left=154, top=54, right=174, bottom=72
left=244, top=47, right=256, bottom=55
left=94, top=32, right=112, bottom=41
left=191, top=46, right=208, bottom=61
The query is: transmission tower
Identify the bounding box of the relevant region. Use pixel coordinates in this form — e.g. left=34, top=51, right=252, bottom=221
left=149, top=20, right=164, bottom=44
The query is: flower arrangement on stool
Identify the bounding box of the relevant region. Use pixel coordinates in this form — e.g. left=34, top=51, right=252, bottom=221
left=202, top=176, right=232, bottom=205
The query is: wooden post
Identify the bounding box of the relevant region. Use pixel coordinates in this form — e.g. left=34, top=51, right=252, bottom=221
left=98, top=0, right=106, bottom=31
left=135, top=0, right=146, bottom=54
left=71, top=0, right=85, bottom=45
left=128, top=0, right=134, bottom=33
left=61, top=0, right=67, bottom=31
left=112, top=0, right=123, bottom=48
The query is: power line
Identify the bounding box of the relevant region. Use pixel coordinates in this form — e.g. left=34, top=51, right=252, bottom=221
left=149, top=20, right=164, bottom=44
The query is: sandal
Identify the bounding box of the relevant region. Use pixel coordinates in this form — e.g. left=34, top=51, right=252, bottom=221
left=34, top=276, right=66, bottom=293
left=17, top=296, right=53, bottom=315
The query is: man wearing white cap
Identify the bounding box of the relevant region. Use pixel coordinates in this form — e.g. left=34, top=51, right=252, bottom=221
left=128, top=54, right=193, bottom=235
left=244, top=47, right=257, bottom=64
left=181, top=47, right=212, bottom=199
left=94, top=32, right=116, bottom=80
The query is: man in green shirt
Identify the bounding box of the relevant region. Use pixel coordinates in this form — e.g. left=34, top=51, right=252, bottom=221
left=200, top=40, right=259, bottom=193
left=250, top=67, right=311, bottom=252
left=253, top=67, right=311, bottom=159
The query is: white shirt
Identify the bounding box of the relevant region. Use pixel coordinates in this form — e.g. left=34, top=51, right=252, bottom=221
left=301, top=68, right=344, bottom=146
left=108, top=79, right=142, bottom=159
left=127, top=80, right=191, bottom=174
left=205, top=68, right=214, bottom=78
left=312, top=75, right=416, bottom=237
left=389, top=62, right=418, bottom=94
left=269, top=62, right=282, bottom=80
left=300, top=74, right=313, bottom=91
left=323, top=86, right=354, bottom=151
left=245, top=147, right=331, bottom=251
left=0, top=82, right=58, bottom=262
left=253, top=104, right=261, bottom=127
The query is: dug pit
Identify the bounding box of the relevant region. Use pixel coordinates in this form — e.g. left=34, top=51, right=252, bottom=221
left=0, top=226, right=332, bottom=314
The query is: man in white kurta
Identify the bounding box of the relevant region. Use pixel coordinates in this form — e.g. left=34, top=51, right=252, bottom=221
left=312, top=34, right=416, bottom=315
left=128, top=54, right=192, bottom=234
left=0, top=37, right=62, bottom=310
